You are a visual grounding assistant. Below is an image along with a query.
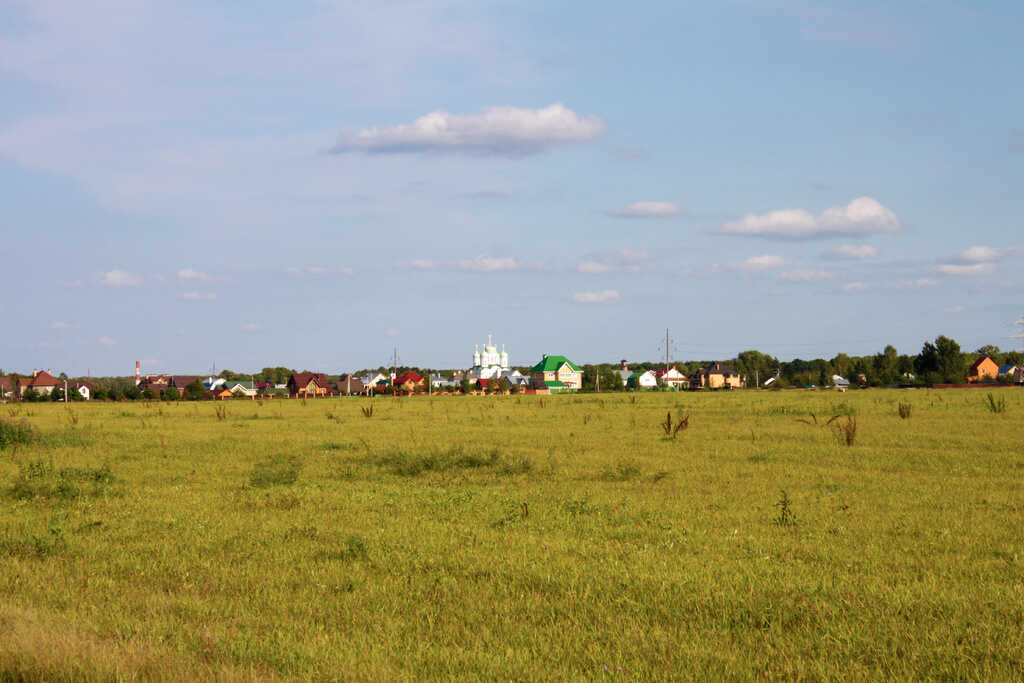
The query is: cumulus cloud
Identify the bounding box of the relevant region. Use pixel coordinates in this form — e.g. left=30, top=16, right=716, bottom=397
left=99, top=336, right=116, bottom=346
left=721, top=197, right=900, bottom=238
left=842, top=282, right=868, bottom=292
left=100, top=270, right=141, bottom=287
left=177, top=268, right=210, bottom=281
left=959, top=246, right=1000, bottom=262
left=779, top=269, right=834, bottom=282
left=736, top=254, right=786, bottom=271
left=578, top=261, right=613, bottom=274
left=937, top=262, right=995, bottom=276
left=182, top=291, right=216, bottom=301
left=572, top=289, right=621, bottom=304
left=332, top=104, right=604, bottom=156
left=607, top=201, right=681, bottom=219
left=458, top=256, right=519, bottom=272
left=409, top=259, right=436, bottom=270
left=827, top=244, right=879, bottom=260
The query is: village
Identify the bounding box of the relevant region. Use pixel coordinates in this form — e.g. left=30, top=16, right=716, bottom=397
left=2, top=334, right=1021, bottom=402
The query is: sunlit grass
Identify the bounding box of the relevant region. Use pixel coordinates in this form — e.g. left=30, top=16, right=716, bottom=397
left=1, top=389, right=1022, bottom=679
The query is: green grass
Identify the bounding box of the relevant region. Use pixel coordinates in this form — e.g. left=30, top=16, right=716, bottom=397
left=1, top=390, right=1022, bottom=679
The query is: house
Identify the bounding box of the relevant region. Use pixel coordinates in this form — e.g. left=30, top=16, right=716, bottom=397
left=335, top=375, right=366, bottom=396
left=394, top=371, right=425, bottom=393
left=72, top=382, right=92, bottom=400
left=169, top=376, right=200, bottom=390
left=429, top=373, right=458, bottom=390
left=628, top=369, right=658, bottom=390
left=655, top=366, right=689, bottom=389
left=967, top=356, right=999, bottom=383
left=832, top=375, right=851, bottom=392
left=359, top=372, right=388, bottom=387
left=288, top=372, right=330, bottom=397
left=225, top=380, right=257, bottom=397
left=695, top=362, right=743, bottom=389
left=212, top=388, right=234, bottom=400
left=615, top=360, right=632, bottom=388
left=0, top=377, right=13, bottom=401
left=998, top=364, right=1018, bottom=379
left=203, top=377, right=227, bottom=391
left=529, top=355, right=583, bottom=392
left=17, top=370, right=61, bottom=397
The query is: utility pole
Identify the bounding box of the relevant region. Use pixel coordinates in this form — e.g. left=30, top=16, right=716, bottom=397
left=665, top=328, right=670, bottom=372
left=392, top=347, right=398, bottom=397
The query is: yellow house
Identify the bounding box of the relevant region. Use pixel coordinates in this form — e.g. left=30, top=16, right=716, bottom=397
left=696, top=362, right=743, bottom=389
left=967, top=356, right=999, bottom=383
left=528, top=355, right=583, bottom=392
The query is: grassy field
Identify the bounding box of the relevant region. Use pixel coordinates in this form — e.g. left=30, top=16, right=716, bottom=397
left=1, top=389, right=1022, bottom=680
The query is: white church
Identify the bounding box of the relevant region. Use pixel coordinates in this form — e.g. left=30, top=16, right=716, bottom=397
left=469, top=335, right=529, bottom=386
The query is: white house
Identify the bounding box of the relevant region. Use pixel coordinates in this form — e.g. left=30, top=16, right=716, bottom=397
left=225, top=381, right=257, bottom=397
left=656, top=366, right=688, bottom=389
left=629, top=370, right=658, bottom=389
left=73, top=383, right=91, bottom=400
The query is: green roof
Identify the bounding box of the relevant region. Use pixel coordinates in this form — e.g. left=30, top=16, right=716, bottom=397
left=529, top=355, right=582, bottom=373
left=544, top=380, right=566, bottom=387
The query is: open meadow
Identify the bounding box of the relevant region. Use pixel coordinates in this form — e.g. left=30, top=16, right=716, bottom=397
left=1, top=389, right=1022, bottom=680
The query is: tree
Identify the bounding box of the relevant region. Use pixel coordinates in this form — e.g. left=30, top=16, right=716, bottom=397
left=124, top=386, right=142, bottom=401
left=497, top=376, right=511, bottom=394
left=915, top=335, right=964, bottom=383
left=69, top=387, right=84, bottom=402
left=1005, top=350, right=1023, bottom=366
left=165, top=386, right=180, bottom=401
left=50, top=387, right=65, bottom=402
left=141, top=386, right=156, bottom=400
left=183, top=380, right=206, bottom=401
left=975, top=344, right=1001, bottom=358
left=21, top=388, right=39, bottom=402
left=831, top=353, right=852, bottom=379
left=460, top=378, right=474, bottom=395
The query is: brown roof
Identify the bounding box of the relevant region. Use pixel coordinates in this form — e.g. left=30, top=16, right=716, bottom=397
left=335, top=377, right=364, bottom=394
left=700, top=362, right=739, bottom=377
left=0, top=377, right=12, bottom=393
left=289, top=372, right=328, bottom=389
left=169, top=376, right=200, bottom=388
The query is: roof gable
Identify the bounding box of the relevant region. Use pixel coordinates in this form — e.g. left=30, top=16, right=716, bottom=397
left=529, top=355, right=582, bottom=373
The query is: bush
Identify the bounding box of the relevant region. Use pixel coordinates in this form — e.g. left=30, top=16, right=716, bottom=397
left=0, top=419, right=36, bottom=448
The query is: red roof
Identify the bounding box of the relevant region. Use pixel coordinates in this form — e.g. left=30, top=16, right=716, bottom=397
left=394, top=371, right=424, bottom=384
left=25, top=371, right=60, bottom=388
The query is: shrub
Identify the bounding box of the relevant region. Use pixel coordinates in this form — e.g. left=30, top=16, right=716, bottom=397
left=898, top=402, right=912, bottom=419
left=0, top=419, right=35, bottom=449
left=985, top=393, right=1006, bottom=414
left=9, top=460, right=115, bottom=501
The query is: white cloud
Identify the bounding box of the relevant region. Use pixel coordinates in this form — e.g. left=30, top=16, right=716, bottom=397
left=100, top=270, right=141, bottom=287
left=937, top=263, right=996, bottom=276
left=182, top=291, right=216, bottom=301
left=893, top=278, right=938, bottom=290
left=578, top=261, right=613, bottom=274
left=177, top=268, right=210, bottom=281
left=607, top=201, right=680, bottom=219
left=842, top=282, right=868, bottom=292
left=828, top=244, right=879, bottom=259
left=50, top=321, right=71, bottom=329
left=779, top=269, right=834, bottom=282
left=332, top=104, right=604, bottom=156
left=287, top=266, right=354, bottom=276
left=241, top=323, right=262, bottom=333
left=572, top=289, right=621, bottom=304
left=959, top=246, right=1000, bottom=262
left=409, top=259, right=436, bottom=270
left=459, top=256, right=519, bottom=272
left=721, top=197, right=900, bottom=238
left=736, top=254, right=787, bottom=271
left=99, top=336, right=116, bottom=346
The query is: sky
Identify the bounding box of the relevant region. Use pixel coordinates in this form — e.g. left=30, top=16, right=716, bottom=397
left=1, top=0, right=1022, bottom=376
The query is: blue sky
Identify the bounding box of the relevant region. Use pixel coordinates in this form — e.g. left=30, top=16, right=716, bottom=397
left=1, top=0, right=1021, bottom=376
